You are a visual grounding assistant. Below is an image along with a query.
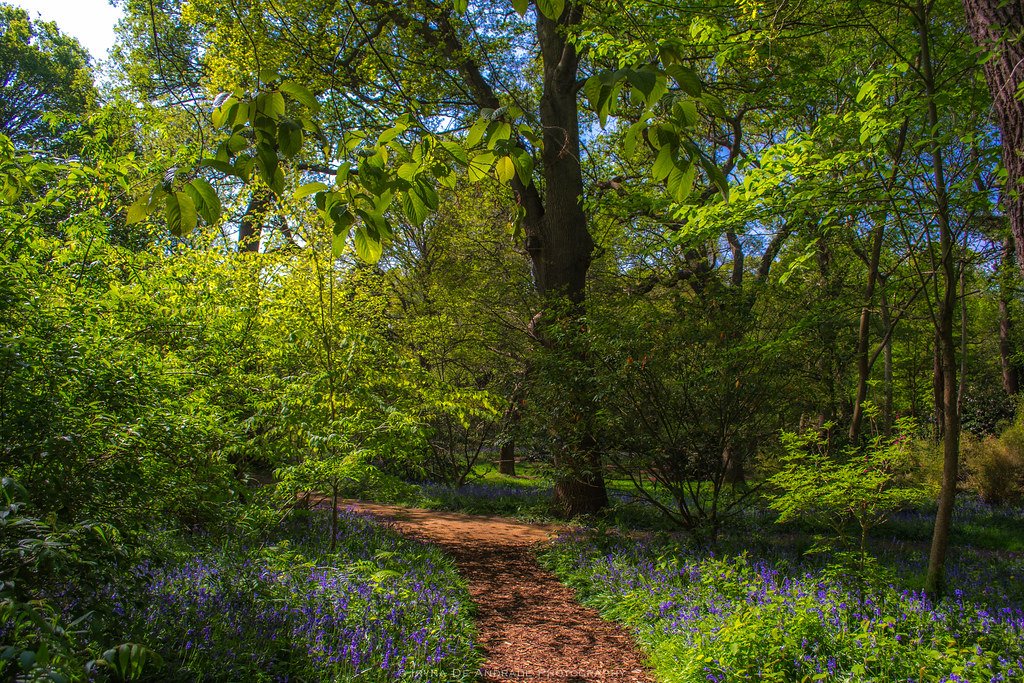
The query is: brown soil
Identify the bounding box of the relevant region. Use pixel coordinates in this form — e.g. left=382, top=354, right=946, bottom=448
left=341, top=501, right=655, bottom=683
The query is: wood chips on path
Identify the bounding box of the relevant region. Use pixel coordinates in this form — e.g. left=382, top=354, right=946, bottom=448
left=342, top=501, right=655, bottom=683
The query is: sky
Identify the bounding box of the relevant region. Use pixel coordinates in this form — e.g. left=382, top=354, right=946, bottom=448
left=10, top=0, right=123, bottom=61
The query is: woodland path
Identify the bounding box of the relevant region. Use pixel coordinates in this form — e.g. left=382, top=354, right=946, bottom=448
left=340, top=500, right=655, bottom=683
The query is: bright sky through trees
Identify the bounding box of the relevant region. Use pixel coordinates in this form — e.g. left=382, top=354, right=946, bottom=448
left=10, top=0, right=120, bottom=60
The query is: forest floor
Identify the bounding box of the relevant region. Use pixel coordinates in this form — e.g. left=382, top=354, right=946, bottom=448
left=340, top=500, right=655, bottom=683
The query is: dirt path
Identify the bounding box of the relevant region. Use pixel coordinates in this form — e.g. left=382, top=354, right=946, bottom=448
left=342, top=501, right=654, bottom=683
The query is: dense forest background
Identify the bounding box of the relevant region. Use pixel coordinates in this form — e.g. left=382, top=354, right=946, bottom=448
left=2, top=0, right=1024, bottom=679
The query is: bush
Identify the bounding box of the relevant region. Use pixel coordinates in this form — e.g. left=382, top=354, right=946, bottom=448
left=964, top=435, right=1024, bottom=506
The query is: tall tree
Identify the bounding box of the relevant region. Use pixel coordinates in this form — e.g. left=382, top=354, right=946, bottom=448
left=962, top=0, right=1024, bottom=272
left=0, top=4, right=95, bottom=149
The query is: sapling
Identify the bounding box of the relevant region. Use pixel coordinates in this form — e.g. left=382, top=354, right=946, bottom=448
left=769, top=416, right=926, bottom=587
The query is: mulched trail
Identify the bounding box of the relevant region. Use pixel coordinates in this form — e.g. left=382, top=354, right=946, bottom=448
left=343, top=501, right=655, bottom=683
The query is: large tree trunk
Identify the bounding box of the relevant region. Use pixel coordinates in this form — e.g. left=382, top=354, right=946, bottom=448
left=962, top=0, right=1024, bottom=273
left=919, top=1, right=962, bottom=601
left=531, top=9, right=607, bottom=517
left=423, top=3, right=607, bottom=516
left=498, top=439, right=516, bottom=476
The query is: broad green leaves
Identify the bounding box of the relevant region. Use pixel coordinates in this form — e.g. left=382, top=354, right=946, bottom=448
left=126, top=178, right=221, bottom=237
left=581, top=57, right=734, bottom=204
left=535, top=0, right=564, bottom=20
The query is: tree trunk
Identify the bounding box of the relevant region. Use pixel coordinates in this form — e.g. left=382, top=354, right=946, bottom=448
left=1000, top=236, right=1019, bottom=395
left=933, top=331, right=945, bottom=439
left=422, top=2, right=607, bottom=517
left=850, top=217, right=887, bottom=442
left=881, top=292, right=894, bottom=435
left=239, top=190, right=271, bottom=253
left=919, top=1, right=962, bottom=600
left=531, top=9, right=607, bottom=517
left=498, top=439, right=516, bottom=476
left=962, top=0, right=1024, bottom=274
left=721, top=441, right=745, bottom=485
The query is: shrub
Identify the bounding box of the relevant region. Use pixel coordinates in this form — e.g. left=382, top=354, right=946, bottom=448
left=964, top=435, right=1024, bottom=506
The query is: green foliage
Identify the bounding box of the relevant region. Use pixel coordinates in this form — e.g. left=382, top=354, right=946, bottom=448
left=115, top=509, right=479, bottom=682
left=541, top=530, right=1024, bottom=683
left=0, top=478, right=161, bottom=682
left=276, top=449, right=415, bottom=508
left=770, top=418, right=928, bottom=555
left=0, top=5, right=96, bottom=149
left=963, top=415, right=1024, bottom=506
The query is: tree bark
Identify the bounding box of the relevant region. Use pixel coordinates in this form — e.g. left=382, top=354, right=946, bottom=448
left=239, top=190, right=271, bottom=253
left=999, top=236, right=1020, bottom=395
left=420, top=2, right=606, bottom=516
left=498, top=439, right=516, bottom=476
left=881, top=292, right=894, bottom=435
left=850, top=217, right=887, bottom=442
left=533, top=8, right=607, bottom=517
left=962, top=0, right=1024, bottom=274
left=919, top=1, right=962, bottom=600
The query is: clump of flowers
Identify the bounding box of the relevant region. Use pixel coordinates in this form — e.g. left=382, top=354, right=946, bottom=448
left=540, top=528, right=1024, bottom=682
left=115, top=508, right=478, bottom=682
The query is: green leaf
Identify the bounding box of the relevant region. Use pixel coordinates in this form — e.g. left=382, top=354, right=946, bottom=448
left=628, top=69, right=657, bottom=102
left=488, top=121, right=513, bottom=146
left=466, top=117, right=490, bottom=148
left=511, top=148, right=534, bottom=185
left=702, top=157, right=730, bottom=200
left=211, top=96, right=237, bottom=128
left=256, top=91, right=286, bottom=120
left=403, top=190, right=429, bottom=226
left=651, top=144, right=675, bottom=181
left=256, top=143, right=279, bottom=185
left=583, top=76, right=605, bottom=114
left=701, top=93, right=727, bottom=119
left=397, top=162, right=420, bottom=182
left=624, top=120, right=647, bottom=158
left=165, top=191, right=197, bottom=237
left=201, top=158, right=243, bottom=179
left=667, top=159, right=695, bottom=202
left=468, top=152, right=496, bottom=182
left=332, top=210, right=353, bottom=257
left=441, top=140, right=468, bottom=165
left=495, top=155, right=516, bottom=182
left=674, top=99, right=698, bottom=127
left=126, top=196, right=151, bottom=225
left=185, top=178, right=221, bottom=224
left=294, top=181, right=329, bottom=199
left=453, top=0, right=468, bottom=12
left=278, top=121, right=303, bottom=158
left=666, top=65, right=702, bottom=97
left=511, top=0, right=529, bottom=15
left=353, top=226, right=383, bottom=262
left=226, top=133, right=248, bottom=154
left=856, top=80, right=876, bottom=103
left=413, top=180, right=439, bottom=210
left=279, top=81, right=320, bottom=112
left=535, top=0, right=564, bottom=19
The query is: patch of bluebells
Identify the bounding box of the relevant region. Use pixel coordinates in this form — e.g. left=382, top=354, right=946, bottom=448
left=419, top=481, right=552, bottom=518
left=540, top=529, right=1024, bottom=682
left=113, top=508, right=478, bottom=682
